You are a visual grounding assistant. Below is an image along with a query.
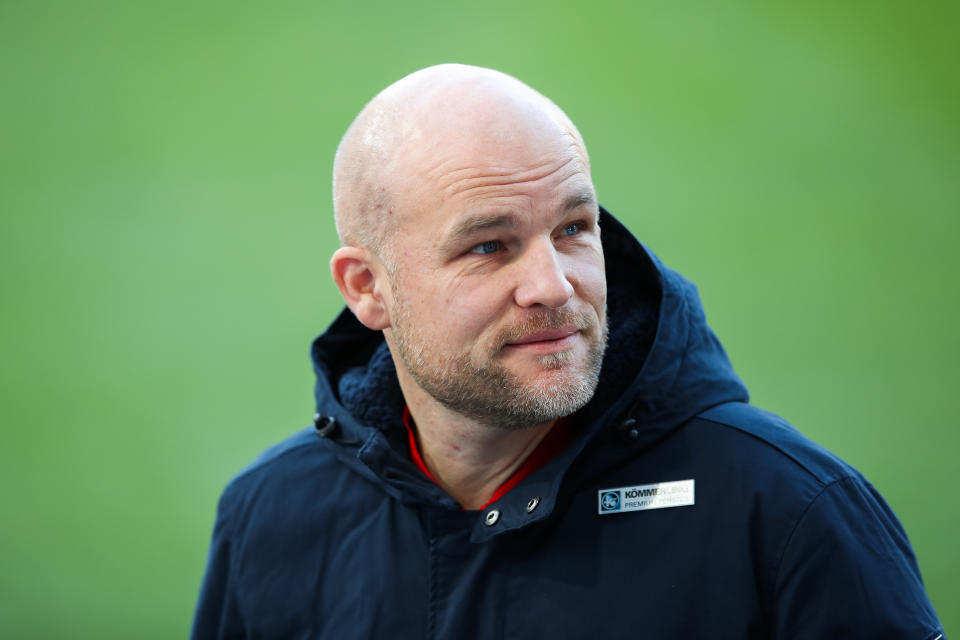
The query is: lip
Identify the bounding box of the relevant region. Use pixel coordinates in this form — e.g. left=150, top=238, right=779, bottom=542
left=502, top=326, right=580, bottom=356
left=506, top=326, right=579, bottom=346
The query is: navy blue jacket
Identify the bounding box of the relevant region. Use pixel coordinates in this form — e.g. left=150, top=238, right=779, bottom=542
left=193, top=209, right=945, bottom=639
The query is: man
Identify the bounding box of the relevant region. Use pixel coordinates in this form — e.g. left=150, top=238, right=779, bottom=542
left=193, top=65, right=945, bottom=638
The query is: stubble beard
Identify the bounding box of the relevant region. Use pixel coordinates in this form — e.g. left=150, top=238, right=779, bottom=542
left=390, top=295, right=608, bottom=431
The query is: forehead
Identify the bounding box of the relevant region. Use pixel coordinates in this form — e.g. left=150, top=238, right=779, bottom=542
left=394, top=119, right=594, bottom=232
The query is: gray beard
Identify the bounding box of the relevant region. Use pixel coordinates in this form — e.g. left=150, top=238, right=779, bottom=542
left=391, top=305, right=608, bottom=430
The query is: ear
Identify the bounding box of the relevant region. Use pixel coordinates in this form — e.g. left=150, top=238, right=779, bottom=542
left=330, top=246, right=391, bottom=330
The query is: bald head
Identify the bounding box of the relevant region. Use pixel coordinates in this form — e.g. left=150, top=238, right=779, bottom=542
left=332, top=64, right=590, bottom=260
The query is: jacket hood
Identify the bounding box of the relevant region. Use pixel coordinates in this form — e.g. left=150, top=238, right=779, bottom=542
left=310, top=207, right=748, bottom=453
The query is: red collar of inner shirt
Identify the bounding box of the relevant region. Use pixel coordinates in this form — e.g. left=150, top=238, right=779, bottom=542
left=402, top=406, right=573, bottom=511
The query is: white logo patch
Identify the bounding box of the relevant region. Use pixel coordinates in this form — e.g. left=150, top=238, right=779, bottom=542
left=598, top=479, right=695, bottom=515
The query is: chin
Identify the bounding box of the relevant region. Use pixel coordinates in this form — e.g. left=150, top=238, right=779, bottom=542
left=534, top=351, right=576, bottom=370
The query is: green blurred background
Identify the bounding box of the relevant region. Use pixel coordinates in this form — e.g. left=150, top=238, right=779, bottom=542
left=2, top=0, right=957, bottom=636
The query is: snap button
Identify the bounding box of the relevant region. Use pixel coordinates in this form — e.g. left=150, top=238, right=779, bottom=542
left=618, top=418, right=640, bottom=443
left=484, top=509, right=500, bottom=526
left=313, top=414, right=338, bottom=438
left=526, top=496, right=541, bottom=513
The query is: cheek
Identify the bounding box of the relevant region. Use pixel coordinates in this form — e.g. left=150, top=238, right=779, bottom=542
left=442, top=279, right=515, bottom=343
left=444, top=287, right=501, bottom=325
left=588, top=268, right=608, bottom=308
left=395, top=278, right=490, bottom=346
left=568, top=252, right=608, bottom=308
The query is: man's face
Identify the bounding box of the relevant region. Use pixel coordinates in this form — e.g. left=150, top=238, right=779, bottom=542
left=382, top=117, right=607, bottom=430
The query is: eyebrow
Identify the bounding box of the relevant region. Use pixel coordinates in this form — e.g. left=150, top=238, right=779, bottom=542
left=440, top=213, right=520, bottom=254
left=439, top=190, right=597, bottom=254
left=562, top=190, right=597, bottom=212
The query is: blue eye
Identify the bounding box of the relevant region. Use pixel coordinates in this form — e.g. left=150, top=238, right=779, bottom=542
left=470, top=240, right=501, bottom=255
left=562, top=222, right=582, bottom=236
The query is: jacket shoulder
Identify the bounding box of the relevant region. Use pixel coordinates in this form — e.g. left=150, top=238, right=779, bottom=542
left=695, top=401, right=857, bottom=486
left=235, top=427, right=320, bottom=479
left=216, top=427, right=350, bottom=518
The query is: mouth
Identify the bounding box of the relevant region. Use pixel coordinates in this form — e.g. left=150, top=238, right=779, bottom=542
left=503, top=325, right=580, bottom=354
left=506, top=326, right=579, bottom=345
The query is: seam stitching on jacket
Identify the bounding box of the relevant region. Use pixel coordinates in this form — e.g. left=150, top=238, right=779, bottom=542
left=696, top=413, right=840, bottom=484
left=771, top=476, right=857, bottom=598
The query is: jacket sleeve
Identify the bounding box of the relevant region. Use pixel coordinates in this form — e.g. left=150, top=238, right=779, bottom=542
left=191, top=490, right=245, bottom=639
left=773, top=475, right=945, bottom=639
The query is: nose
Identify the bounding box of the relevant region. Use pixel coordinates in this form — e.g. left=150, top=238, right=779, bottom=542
left=513, top=240, right=575, bottom=309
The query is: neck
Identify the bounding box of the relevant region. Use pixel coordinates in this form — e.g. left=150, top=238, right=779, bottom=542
left=404, top=387, right=555, bottom=510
